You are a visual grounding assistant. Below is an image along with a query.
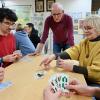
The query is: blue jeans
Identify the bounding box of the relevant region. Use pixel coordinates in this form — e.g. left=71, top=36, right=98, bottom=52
left=53, top=42, right=70, bottom=53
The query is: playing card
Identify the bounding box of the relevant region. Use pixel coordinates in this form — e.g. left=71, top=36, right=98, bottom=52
left=49, top=75, right=58, bottom=92
left=60, top=73, right=69, bottom=92
left=56, top=56, right=60, bottom=67
left=20, top=56, right=33, bottom=62
left=33, top=70, right=47, bottom=79
left=49, top=73, right=69, bottom=93
left=0, top=81, right=12, bottom=90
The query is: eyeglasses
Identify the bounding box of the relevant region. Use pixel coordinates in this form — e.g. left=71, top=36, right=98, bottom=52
left=82, top=26, right=94, bottom=31
left=3, top=21, right=15, bottom=26
left=52, top=13, right=62, bottom=16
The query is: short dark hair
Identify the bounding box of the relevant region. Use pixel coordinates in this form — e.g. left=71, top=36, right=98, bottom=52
left=0, top=8, right=18, bottom=22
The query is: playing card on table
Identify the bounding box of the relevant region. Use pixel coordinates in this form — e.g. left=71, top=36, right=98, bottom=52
left=49, top=73, right=69, bottom=93
left=0, top=81, right=12, bottom=91
left=33, top=70, right=47, bottom=79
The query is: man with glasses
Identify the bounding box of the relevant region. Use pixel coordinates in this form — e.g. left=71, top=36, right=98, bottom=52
left=34, top=3, right=74, bottom=54
left=0, top=8, right=21, bottom=68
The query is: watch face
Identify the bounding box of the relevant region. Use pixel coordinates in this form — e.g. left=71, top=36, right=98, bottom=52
left=0, top=58, right=2, bottom=62
left=0, top=58, right=3, bottom=63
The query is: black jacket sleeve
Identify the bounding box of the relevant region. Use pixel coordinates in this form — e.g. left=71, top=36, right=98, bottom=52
left=55, top=52, right=71, bottom=60
left=73, top=65, right=88, bottom=78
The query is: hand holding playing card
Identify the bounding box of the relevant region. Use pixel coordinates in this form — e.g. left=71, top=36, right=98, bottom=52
left=43, top=85, right=62, bottom=100
left=49, top=73, right=69, bottom=94
left=40, top=55, right=55, bottom=70
left=13, top=50, right=22, bottom=60
left=57, top=58, right=79, bottom=71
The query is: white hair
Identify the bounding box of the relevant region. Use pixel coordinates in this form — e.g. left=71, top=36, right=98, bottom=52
left=51, top=2, right=64, bottom=11
left=85, top=15, right=100, bottom=34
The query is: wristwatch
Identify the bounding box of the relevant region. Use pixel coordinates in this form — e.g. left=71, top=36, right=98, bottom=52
left=0, top=57, right=3, bottom=63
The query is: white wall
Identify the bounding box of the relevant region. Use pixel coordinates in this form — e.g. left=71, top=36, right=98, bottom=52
left=4, top=0, right=92, bottom=49
left=57, top=0, right=91, bottom=12
left=5, top=0, right=92, bottom=13
left=57, top=0, right=92, bottom=18
left=4, top=0, right=92, bottom=19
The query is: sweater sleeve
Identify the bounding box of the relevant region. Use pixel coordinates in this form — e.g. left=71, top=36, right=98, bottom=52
left=73, top=65, right=88, bottom=77
left=55, top=52, right=71, bottom=60
left=65, top=44, right=81, bottom=60
left=66, top=15, right=74, bottom=46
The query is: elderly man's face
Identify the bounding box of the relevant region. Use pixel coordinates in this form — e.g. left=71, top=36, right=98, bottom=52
left=51, top=9, right=64, bottom=22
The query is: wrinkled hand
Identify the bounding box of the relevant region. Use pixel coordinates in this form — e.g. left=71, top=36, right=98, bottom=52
left=0, top=67, right=4, bottom=82
left=57, top=59, right=79, bottom=71
left=66, top=79, right=95, bottom=97
left=43, top=85, right=61, bottom=100
left=40, top=54, right=55, bottom=70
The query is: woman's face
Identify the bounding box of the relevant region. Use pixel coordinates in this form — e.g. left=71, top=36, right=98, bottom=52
left=24, top=25, right=32, bottom=33
left=82, top=22, right=99, bottom=40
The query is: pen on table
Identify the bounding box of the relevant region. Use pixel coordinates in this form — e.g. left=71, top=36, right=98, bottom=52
left=0, top=63, right=3, bottom=67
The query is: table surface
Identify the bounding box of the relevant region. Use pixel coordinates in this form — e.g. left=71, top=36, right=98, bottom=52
left=0, top=55, right=92, bottom=100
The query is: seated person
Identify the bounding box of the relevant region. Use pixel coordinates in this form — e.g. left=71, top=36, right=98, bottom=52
left=0, top=8, right=21, bottom=68
left=43, top=79, right=100, bottom=100
left=15, top=23, right=35, bottom=56
left=24, top=23, right=40, bottom=48
left=40, top=15, right=100, bottom=87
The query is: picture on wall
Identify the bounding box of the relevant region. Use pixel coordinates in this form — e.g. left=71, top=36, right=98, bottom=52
left=74, top=25, right=78, bottom=30
left=74, top=19, right=78, bottom=24
left=78, top=19, right=84, bottom=29
left=35, top=0, right=44, bottom=12
left=46, top=0, right=55, bottom=11
left=78, top=19, right=84, bottom=34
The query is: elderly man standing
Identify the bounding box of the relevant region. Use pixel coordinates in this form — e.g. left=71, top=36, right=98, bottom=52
left=34, top=2, right=74, bottom=54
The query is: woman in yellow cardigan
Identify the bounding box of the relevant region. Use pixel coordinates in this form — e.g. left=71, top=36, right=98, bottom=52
left=40, top=15, right=100, bottom=87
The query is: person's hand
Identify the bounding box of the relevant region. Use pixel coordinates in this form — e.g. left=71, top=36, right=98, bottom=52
left=43, top=85, right=61, bottom=100
left=40, top=54, right=56, bottom=70
left=13, top=50, right=22, bottom=59
left=66, top=79, right=95, bottom=97
left=2, top=54, right=19, bottom=62
left=57, top=59, right=79, bottom=71
left=0, top=67, right=4, bottom=82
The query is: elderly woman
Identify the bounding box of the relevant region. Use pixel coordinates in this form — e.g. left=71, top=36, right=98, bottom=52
left=40, top=15, right=100, bottom=88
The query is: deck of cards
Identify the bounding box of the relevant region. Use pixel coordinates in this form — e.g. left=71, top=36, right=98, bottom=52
left=49, top=73, right=69, bottom=93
